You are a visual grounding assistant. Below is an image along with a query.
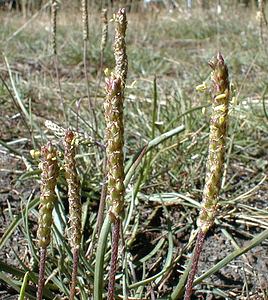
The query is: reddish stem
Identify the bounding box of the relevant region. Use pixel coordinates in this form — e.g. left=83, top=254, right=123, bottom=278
left=184, top=230, right=206, bottom=300
left=107, top=218, right=121, bottom=300
left=70, top=248, right=79, bottom=300
left=37, top=248, right=47, bottom=300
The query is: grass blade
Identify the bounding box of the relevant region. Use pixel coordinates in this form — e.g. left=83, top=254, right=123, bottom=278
left=19, top=271, right=29, bottom=300
left=94, top=215, right=111, bottom=300
left=0, top=197, right=39, bottom=251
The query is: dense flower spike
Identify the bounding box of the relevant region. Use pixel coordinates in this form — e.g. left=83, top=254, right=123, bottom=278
left=197, top=52, right=230, bottom=233
left=114, top=8, right=128, bottom=89
left=64, top=130, right=82, bottom=250
left=81, top=0, right=89, bottom=41
left=101, top=8, right=108, bottom=53
left=37, top=142, right=59, bottom=300
left=37, top=142, right=59, bottom=249
left=51, top=0, right=57, bottom=55
left=257, top=0, right=267, bottom=44
left=106, top=9, right=128, bottom=300
left=64, top=130, right=82, bottom=300
left=258, top=0, right=267, bottom=25
left=184, top=54, right=230, bottom=300
left=104, top=75, right=125, bottom=221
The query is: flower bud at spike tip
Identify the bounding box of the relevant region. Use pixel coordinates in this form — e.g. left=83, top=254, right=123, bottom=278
left=114, top=8, right=128, bottom=90
left=37, top=143, right=59, bottom=249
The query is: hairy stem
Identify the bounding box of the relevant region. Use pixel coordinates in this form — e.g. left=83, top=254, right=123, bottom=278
left=183, top=231, right=206, bottom=300
left=37, top=248, right=47, bottom=300
left=70, top=248, right=79, bottom=300
left=107, top=218, right=121, bottom=300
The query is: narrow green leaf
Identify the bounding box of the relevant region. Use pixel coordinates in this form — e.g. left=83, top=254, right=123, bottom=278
left=0, top=197, right=39, bottom=250
left=19, top=271, right=29, bottom=300
left=94, top=215, right=111, bottom=300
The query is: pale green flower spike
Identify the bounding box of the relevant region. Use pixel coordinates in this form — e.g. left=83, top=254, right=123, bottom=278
left=37, top=143, right=59, bottom=249
left=64, top=130, right=82, bottom=250
left=51, top=0, right=57, bottom=55
left=81, top=0, right=89, bottom=41
left=197, top=53, right=230, bottom=233
left=114, top=8, right=128, bottom=90
left=104, top=75, right=125, bottom=221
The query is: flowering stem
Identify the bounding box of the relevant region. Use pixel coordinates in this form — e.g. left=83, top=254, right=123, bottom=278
left=107, top=218, right=121, bottom=300
left=183, top=53, right=230, bottom=299
left=37, top=248, right=47, bottom=300
left=70, top=248, right=79, bottom=300
left=183, top=231, right=206, bottom=300
left=64, top=130, right=82, bottom=300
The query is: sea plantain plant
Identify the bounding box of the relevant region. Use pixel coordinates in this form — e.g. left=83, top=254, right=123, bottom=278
left=105, top=8, right=128, bottom=300
left=2, top=4, right=268, bottom=300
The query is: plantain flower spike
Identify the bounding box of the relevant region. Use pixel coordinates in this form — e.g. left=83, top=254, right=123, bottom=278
left=114, top=8, right=128, bottom=90
left=258, top=0, right=267, bottom=25
left=51, top=0, right=57, bottom=55
left=81, top=0, right=89, bottom=41
left=197, top=53, right=230, bottom=233
left=101, top=8, right=108, bottom=53
left=104, top=74, right=125, bottom=222
left=37, top=143, right=59, bottom=249
left=64, top=130, right=82, bottom=250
